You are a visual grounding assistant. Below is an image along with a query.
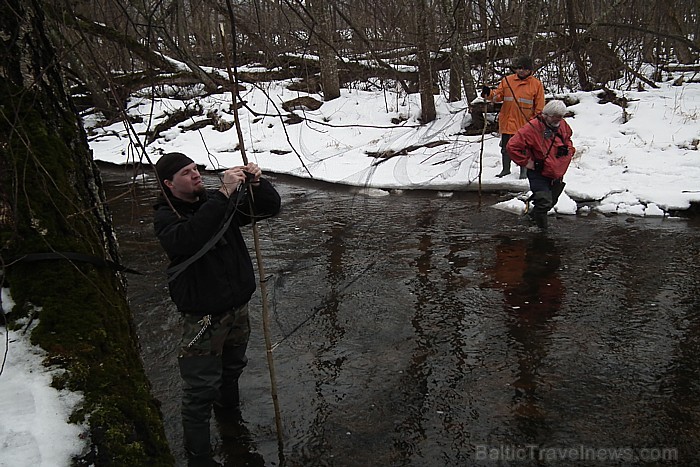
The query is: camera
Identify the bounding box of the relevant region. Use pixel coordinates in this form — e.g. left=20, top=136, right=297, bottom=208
left=556, top=145, right=569, bottom=158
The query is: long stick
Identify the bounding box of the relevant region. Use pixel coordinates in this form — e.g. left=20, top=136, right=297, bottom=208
left=219, top=11, right=285, bottom=462
left=477, top=13, right=492, bottom=209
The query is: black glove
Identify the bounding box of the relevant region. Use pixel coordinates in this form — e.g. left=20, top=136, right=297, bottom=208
left=481, top=86, right=491, bottom=98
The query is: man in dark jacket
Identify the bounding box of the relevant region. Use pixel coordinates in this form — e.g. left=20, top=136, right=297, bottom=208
left=153, top=152, right=281, bottom=466
left=506, top=100, right=575, bottom=229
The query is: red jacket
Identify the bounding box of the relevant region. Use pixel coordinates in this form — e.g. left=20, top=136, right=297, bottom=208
left=506, top=116, right=575, bottom=180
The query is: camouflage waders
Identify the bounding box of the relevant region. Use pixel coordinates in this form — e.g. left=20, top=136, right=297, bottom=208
left=178, top=304, right=250, bottom=465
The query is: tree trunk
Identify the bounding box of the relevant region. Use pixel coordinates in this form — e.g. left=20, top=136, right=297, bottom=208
left=565, top=0, right=593, bottom=91
left=449, top=44, right=464, bottom=102
left=660, top=2, right=696, bottom=64
left=446, top=0, right=466, bottom=102
left=0, top=0, right=173, bottom=464
left=414, top=0, right=436, bottom=123
left=310, top=0, right=341, bottom=101
left=515, top=0, right=542, bottom=56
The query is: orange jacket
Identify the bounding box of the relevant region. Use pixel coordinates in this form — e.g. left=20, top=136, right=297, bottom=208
left=489, top=74, right=545, bottom=135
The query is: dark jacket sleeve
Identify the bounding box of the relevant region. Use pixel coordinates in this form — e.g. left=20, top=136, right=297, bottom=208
left=233, top=178, right=282, bottom=226
left=154, top=191, right=230, bottom=257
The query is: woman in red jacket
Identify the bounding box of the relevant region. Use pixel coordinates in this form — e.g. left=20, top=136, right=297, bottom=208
left=506, top=100, right=575, bottom=229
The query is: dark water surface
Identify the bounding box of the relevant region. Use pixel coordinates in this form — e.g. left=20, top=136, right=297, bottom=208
left=101, top=164, right=700, bottom=466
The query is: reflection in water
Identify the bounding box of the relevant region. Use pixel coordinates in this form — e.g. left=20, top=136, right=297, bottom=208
left=393, top=229, right=432, bottom=465
left=304, top=221, right=349, bottom=458
left=101, top=166, right=700, bottom=466
left=492, top=235, right=563, bottom=442
left=392, top=207, right=479, bottom=466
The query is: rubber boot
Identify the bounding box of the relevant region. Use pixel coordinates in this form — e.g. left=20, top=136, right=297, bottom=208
left=532, top=210, right=548, bottom=230
left=214, top=404, right=244, bottom=446
left=531, top=191, right=553, bottom=230
left=217, top=341, right=248, bottom=409
left=214, top=378, right=240, bottom=419
left=522, top=212, right=537, bottom=227
left=495, top=152, right=511, bottom=178
left=214, top=410, right=266, bottom=467
left=188, top=457, right=221, bottom=467
left=183, top=422, right=217, bottom=467
left=551, top=180, right=566, bottom=206
left=178, top=355, right=221, bottom=466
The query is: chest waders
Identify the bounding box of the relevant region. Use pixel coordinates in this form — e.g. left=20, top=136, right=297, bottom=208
left=178, top=305, right=251, bottom=464
left=167, top=185, right=251, bottom=465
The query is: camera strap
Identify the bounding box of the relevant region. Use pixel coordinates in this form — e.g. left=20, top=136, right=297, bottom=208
left=544, top=137, right=558, bottom=159
left=540, top=118, right=562, bottom=161
left=166, top=184, right=248, bottom=283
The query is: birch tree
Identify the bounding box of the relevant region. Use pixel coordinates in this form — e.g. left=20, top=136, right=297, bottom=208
left=0, top=0, right=173, bottom=463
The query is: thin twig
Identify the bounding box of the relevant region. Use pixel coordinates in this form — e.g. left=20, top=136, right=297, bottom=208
left=221, top=4, right=285, bottom=462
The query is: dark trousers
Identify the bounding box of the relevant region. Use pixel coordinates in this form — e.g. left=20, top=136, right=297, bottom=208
left=178, top=304, right=251, bottom=462
left=500, top=134, right=526, bottom=178
left=527, top=170, right=565, bottom=229
left=499, top=134, right=513, bottom=173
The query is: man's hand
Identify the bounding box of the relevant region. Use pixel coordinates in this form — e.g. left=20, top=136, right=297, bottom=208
left=218, top=163, right=264, bottom=197
left=242, top=163, right=262, bottom=184
left=218, top=167, right=247, bottom=197
left=481, top=86, right=491, bottom=98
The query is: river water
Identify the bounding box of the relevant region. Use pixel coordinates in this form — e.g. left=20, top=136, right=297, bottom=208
left=101, top=164, right=700, bottom=466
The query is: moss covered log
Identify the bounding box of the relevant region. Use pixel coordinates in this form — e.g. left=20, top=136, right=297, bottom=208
left=0, top=1, right=173, bottom=465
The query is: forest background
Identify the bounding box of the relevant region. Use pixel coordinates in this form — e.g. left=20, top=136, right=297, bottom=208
left=54, top=0, right=699, bottom=125
left=1, top=0, right=699, bottom=464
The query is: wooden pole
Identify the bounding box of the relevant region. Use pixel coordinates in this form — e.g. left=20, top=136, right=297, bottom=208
left=477, top=17, right=492, bottom=210
left=219, top=8, right=285, bottom=462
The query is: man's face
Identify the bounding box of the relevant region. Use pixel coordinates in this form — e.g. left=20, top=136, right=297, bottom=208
left=543, top=113, right=563, bottom=128
left=165, top=162, right=204, bottom=201
left=515, top=67, right=532, bottom=79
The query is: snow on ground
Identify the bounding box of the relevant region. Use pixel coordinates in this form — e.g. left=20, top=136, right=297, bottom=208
left=2, top=70, right=699, bottom=467
left=87, top=76, right=700, bottom=216
left=1, top=288, right=87, bottom=467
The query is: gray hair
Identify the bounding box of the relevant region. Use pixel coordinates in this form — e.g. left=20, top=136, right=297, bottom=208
left=542, top=100, right=567, bottom=117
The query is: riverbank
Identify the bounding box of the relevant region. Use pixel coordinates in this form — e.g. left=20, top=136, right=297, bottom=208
left=85, top=77, right=700, bottom=218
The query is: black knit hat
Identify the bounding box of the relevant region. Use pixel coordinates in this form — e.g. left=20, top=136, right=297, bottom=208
left=154, top=152, right=194, bottom=188
left=512, top=55, right=534, bottom=71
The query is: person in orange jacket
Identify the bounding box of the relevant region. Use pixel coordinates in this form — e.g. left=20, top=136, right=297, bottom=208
left=506, top=100, right=575, bottom=230
left=482, top=56, right=545, bottom=179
